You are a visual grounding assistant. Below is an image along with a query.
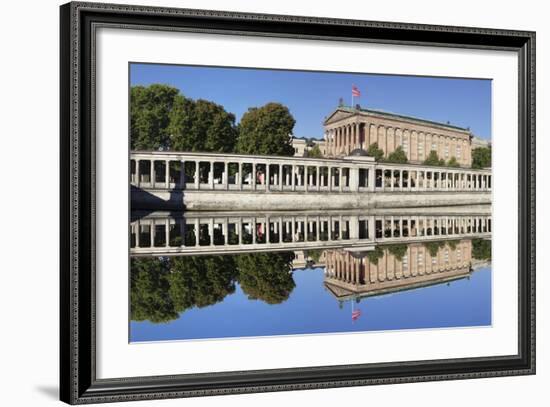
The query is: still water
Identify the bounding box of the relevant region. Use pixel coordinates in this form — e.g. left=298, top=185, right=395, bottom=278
left=130, top=241, right=491, bottom=342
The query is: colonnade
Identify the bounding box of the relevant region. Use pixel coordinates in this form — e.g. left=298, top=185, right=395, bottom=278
left=130, top=151, right=492, bottom=193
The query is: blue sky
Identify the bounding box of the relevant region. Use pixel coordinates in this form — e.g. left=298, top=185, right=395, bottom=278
left=130, top=63, right=492, bottom=140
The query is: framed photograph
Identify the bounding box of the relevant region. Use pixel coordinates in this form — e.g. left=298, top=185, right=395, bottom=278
left=60, top=1, right=535, bottom=404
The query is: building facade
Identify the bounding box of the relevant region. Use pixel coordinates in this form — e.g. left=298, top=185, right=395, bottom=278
left=324, top=106, right=477, bottom=167
left=291, top=136, right=327, bottom=157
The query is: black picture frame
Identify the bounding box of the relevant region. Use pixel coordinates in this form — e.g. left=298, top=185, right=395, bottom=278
left=60, top=1, right=536, bottom=404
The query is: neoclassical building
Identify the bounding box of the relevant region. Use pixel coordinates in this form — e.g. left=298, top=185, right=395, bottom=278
left=324, top=106, right=478, bottom=167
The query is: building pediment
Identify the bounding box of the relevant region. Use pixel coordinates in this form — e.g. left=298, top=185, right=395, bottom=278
left=324, top=108, right=355, bottom=125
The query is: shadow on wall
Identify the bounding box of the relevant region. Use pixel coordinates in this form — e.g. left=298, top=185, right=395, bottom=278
left=130, top=185, right=185, bottom=212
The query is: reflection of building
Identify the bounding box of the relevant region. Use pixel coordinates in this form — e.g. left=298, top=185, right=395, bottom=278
left=130, top=211, right=491, bottom=257
left=324, top=240, right=474, bottom=300
left=324, top=106, right=482, bottom=167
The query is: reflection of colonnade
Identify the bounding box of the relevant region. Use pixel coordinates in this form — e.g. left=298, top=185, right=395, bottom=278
left=323, top=240, right=475, bottom=300
left=130, top=212, right=491, bottom=257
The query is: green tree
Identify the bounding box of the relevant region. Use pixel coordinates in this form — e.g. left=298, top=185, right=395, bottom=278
left=168, top=97, right=237, bottom=153
left=236, top=103, right=296, bottom=156
left=366, top=143, right=384, bottom=161
left=423, top=150, right=445, bottom=166
left=472, top=239, right=492, bottom=260
left=235, top=252, right=295, bottom=304
left=447, top=156, right=460, bottom=167
left=385, top=146, right=408, bottom=164
left=130, top=84, right=180, bottom=150
left=472, top=146, right=491, bottom=169
left=304, top=144, right=323, bottom=158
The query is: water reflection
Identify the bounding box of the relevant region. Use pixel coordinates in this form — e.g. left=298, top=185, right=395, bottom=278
left=130, top=236, right=491, bottom=329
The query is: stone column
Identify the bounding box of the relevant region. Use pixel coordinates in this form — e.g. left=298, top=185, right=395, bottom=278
left=150, top=220, right=156, bottom=247
left=223, top=162, right=228, bottom=189
left=266, top=164, right=270, bottom=192
left=135, top=159, right=141, bottom=187
left=135, top=221, right=140, bottom=247
left=180, top=160, right=186, bottom=189
left=165, top=160, right=170, bottom=188
left=165, top=219, right=170, bottom=247
left=150, top=160, right=155, bottom=188
left=237, top=218, right=243, bottom=244
left=209, top=161, right=214, bottom=189
left=209, top=218, right=214, bottom=246
left=252, top=163, right=256, bottom=190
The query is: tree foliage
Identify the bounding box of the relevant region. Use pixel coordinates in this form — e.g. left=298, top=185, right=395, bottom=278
left=472, top=146, right=492, bottom=169
left=472, top=239, right=492, bottom=260
left=423, top=150, right=445, bottom=166
left=235, top=252, right=296, bottom=304
left=446, top=156, right=460, bottom=167
left=131, top=84, right=237, bottom=153
left=304, top=144, right=323, bottom=158
left=366, top=143, right=384, bottom=161
left=130, top=84, right=180, bottom=150
left=236, top=103, right=296, bottom=156
left=168, top=97, right=237, bottom=153
left=384, top=146, right=408, bottom=164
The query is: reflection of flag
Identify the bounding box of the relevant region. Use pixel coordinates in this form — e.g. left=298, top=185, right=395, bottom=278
left=351, top=309, right=361, bottom=320
left=352, top=85, right=361, bottom=97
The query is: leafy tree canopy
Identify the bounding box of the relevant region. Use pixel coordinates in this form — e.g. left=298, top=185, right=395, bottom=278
left=131, top=84, right=237, bottom=153
left=472, top=146, right=491, bottom=169
left=446, top=156, right=460, bottom=168
left=304, top=144, right=323, bottom=158
left=168, top=97, right=237, bottom=153
left=384, top=146, right=408, bottom=164
left=130, top=84, right=180, bottom=150
left=423, top=150, right=445, bottom=167
left=236, top=103, right=296, bottom=156
left=366, top=143, right=384, bottom=161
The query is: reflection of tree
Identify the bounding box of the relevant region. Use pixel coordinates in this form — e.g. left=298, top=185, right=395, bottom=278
left=424, top=241, right=445, bottom=257
left=235, top=252, right=295, bottom=304
left=130, top=258, right=177, bottom=323
left=130, top=255, right=237, bottom=323
left=472, top=239, right=491, bottom=260
left=131, top=252, right=298, bottom=322
left=387, top=244, right=407, bottom=260
left=366, top=246, right=384, bottom=265
left=167, top=256, right=238, bottom=311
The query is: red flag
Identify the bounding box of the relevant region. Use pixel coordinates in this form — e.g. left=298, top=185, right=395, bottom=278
left=351, top=309, right=361, bottom=320
left=352, top=85, right=361, bottom=97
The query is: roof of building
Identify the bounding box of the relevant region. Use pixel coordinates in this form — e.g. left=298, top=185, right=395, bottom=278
left=349, top=148, right=369, bottom=157
left=325, top=106, right=471, bottom=133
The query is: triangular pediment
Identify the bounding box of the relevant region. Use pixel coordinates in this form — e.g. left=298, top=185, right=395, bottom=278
left=323, top=108, right=355, bottom=125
